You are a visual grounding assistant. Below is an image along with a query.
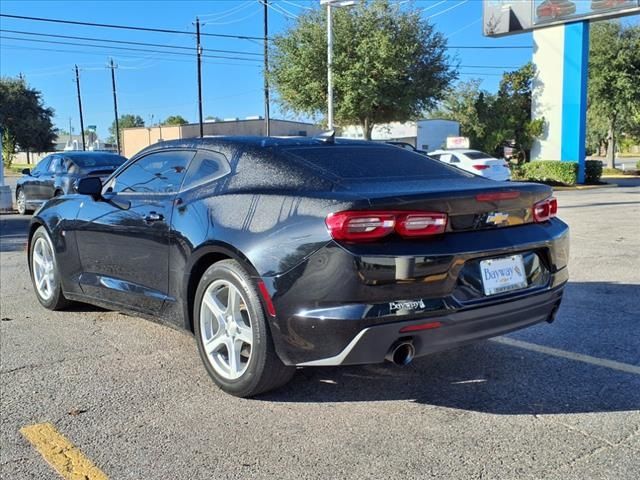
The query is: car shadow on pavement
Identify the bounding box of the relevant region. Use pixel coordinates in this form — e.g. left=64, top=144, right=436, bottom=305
left=261, top=282, right=640, bottom=415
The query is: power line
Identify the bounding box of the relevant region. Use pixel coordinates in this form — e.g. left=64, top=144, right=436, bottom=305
left=0, top=44, right=261, bottom=67
left=280, top=0, right=313, bottom=10
left=0, top=28, right=263, bottom=56
left=0, top=13, right=270, bottom=41
left=426, top=0, right=469, bottom=20
left=0, top=35, right=262, bottom=62
left=0, top=14, right=532, bottom=51
left=198, top=1, right=255, bottom=20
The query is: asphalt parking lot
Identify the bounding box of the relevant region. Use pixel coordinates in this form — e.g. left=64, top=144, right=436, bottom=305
left=1, top=179, right=639, bottom=480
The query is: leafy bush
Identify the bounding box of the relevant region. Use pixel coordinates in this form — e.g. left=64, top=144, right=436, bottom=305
left=584, top=160, right=603, bottom=184
left=518, top=161, right=578, bottom=186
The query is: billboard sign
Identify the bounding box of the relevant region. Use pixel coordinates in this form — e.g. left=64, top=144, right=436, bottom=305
left=484, top=0, right=640, bottom=37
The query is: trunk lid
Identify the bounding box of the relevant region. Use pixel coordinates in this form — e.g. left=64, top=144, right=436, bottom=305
left=337, top=178, right=552, bottom=232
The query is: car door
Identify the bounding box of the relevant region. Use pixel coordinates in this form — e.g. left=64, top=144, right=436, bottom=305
left=73, top=149, right=195, bottom=313
left=24, top=156, right=51, bottom=201
left=40, top=155, right=62, bottom=200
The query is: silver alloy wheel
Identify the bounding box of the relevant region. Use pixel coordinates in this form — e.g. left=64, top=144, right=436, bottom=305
left=17, top=190, right=26, bottom=214
left=32, top=236, right=56, bottom=301
left=200, top=279, right=253, bottom=380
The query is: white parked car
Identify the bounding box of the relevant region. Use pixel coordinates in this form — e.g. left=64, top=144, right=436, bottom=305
left=428, top=149, right=512, bottom=181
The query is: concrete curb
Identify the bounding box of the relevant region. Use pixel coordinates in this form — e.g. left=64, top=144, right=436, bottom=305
left=553, top=183, right=617, bottom=191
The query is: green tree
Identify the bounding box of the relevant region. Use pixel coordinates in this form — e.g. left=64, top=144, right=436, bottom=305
left=431, top=80, right=489, bottom=150
left=107, top=114, right=145, bottom=144
left=588, top=22, right=640, bottom=168
left=162, top=115, right=188, bottom=126
left=2, top=128, right=16, bottom=167
left=433, top=63, right=544, bottom=161
left=0, top=77, right=56, bottom=163
left=270, top=0, right=455, bottom=139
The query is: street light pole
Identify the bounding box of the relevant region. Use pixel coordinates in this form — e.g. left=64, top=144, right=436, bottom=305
left=326, top=1, right=334, bottom=130
left=320, top=0, right=356, bottom=131
left=195, top=17, right=204, bottom=138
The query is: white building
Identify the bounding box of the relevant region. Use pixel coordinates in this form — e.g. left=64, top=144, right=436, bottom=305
left=341, top=119, right=460, bottom=151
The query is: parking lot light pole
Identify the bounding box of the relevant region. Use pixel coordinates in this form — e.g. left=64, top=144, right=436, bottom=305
left=320, top=0, right=356, bottom=130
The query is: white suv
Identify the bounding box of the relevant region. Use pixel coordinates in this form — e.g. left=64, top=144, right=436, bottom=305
left=428, top=149, right=511, bottom=181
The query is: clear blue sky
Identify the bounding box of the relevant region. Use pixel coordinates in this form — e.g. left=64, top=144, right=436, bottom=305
left=0, top=0, right=556, bottom=139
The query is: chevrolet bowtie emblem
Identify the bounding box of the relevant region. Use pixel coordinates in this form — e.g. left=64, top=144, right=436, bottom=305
left=486, top=212, right=509, bottom=225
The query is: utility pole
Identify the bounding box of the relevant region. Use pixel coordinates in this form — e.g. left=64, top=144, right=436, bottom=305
left=109, top=58, right=121, bottom=154
left=195, top=17, right=204, bottom=138
left=263, top=0, right=271, bottom=136
left=74, top=65, right=86, bottom=151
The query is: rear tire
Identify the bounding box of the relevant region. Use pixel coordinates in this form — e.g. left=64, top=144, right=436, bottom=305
left=30, top=226, right=72, bottom=310
left=16, top=189, right=33, bottom=215
left=194, top=259, right=294, bottom=397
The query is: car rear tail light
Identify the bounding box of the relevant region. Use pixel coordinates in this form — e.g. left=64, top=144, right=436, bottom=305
left=472, top=165, right=490, bottom=171
left=395, top=213, right=447, bottom=237
left=325, top=211, right=395, bottom=241
left=326, top=211, right=447, bottom=242
left=533, top=197, right=558, bottom=222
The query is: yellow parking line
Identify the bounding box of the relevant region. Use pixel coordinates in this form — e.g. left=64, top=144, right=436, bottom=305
left=20, top=422, right=108, bottom=480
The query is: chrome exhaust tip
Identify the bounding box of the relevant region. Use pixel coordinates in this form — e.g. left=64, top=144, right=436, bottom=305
left=385, top=341, right=415, bottom=366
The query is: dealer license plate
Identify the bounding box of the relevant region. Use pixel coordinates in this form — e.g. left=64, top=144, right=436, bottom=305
left=480, top=255, right=528, bottom=296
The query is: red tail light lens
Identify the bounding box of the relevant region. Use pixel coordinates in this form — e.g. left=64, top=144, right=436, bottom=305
left=533, top=197, right=558, bottom=222
left=472, top=165, right=490, bottom=170
left=326, top=211, right=395, bottom=241
left=326, top=211, right=447, bottom=241
left=395, top=213, right=447, bottom=237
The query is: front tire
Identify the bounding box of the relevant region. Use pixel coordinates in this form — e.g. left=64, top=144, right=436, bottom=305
left=30, top=226, right=72, bottom=310
left=194, top=260, right=294, bottom=397
left=16, top=189, right=33, bottom=215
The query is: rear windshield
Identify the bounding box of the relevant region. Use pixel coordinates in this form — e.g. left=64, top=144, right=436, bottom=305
left=67, top=153, right=127, bottom=168
left=465, top=151, right=494, bottom=160
left=283, top=146, right=464, bottom=180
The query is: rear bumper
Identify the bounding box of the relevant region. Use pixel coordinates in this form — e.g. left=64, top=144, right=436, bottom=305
left=265, top=218, right=569, bottom=366
left=297, top=283, right=565, bottom=366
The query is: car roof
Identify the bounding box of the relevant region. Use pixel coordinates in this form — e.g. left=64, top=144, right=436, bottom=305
left=428, top=149, right=479, bottom=154
left=62, top=151, right=124, bottom=158
left=140, top=135, right=376, bottom=152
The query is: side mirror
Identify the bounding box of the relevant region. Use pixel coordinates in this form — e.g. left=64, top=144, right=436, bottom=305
left=76, top=177, right=102, bottom=198
left=22, top=168, right=31, bottom=175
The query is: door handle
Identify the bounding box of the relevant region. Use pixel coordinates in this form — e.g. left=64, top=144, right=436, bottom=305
left=144, top=212, right=164, bottom=223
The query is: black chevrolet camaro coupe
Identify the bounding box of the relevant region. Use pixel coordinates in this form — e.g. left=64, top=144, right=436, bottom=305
left=16, top=151, right=127, bottom=215
left=27, top=136, right=569, bottom=397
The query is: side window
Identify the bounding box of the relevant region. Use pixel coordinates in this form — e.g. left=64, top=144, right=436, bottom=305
left=181, top=150, right=230, bottom=190
left=429, top=154, right=441, bottom=161
left=33, top=156, right=51, bottom=175
left=48, top=156, right=65, bottom=174
left=107, top=150, right=194, bottom=194
left=449, top=154, right=461, bottom=164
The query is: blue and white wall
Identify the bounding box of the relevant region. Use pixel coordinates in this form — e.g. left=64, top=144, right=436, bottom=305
left=531, top=22, right=589, bottom=183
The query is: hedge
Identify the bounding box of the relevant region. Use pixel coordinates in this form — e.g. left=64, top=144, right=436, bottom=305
left=511, top=160, right=603, bottom=186
left=517, top=161, right=578, bottom=185
left=584, top=160, right=603, bottom=184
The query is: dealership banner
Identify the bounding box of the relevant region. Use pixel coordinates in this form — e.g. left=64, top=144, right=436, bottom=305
left=484, top=0, right=640, bottom=37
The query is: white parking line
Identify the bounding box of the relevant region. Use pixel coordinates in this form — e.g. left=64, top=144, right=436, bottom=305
left=492, top=336, right=640, bottom=376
